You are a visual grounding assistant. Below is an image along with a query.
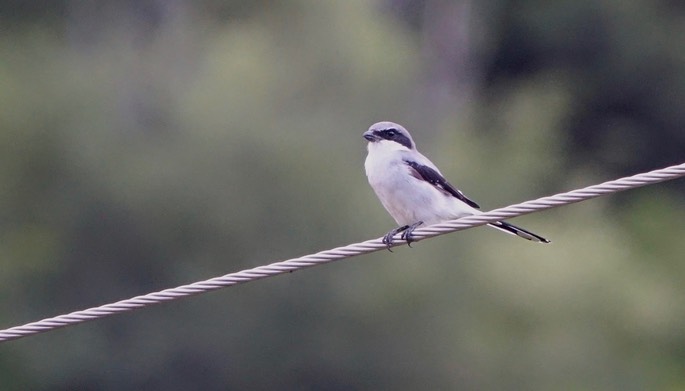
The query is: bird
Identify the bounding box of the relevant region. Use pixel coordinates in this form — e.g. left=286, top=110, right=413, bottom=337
left=363, top=121, right=550, bottom=249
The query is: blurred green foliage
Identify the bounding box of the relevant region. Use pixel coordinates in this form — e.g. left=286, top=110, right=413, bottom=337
left=1, top=0, right=684, bottom=389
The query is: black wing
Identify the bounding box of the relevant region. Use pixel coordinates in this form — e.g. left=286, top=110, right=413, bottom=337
left=404, top=160, right=480, bottom=209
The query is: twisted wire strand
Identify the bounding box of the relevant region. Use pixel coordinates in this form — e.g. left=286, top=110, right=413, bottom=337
left=1, top=162, right=684, bottom=343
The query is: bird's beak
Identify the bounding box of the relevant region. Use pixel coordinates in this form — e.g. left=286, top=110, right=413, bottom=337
left=363, top=130, right=378, bottom=142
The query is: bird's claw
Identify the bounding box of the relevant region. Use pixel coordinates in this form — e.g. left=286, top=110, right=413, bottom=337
left=382, top=232, right=395, bottom=251
left=401, top=231, right=414, bottom=247
left=401, top=221, right=423, bottom=247
left=382, top=225, right=407, bottom=251
left=382, top=221, right=423, bottom=251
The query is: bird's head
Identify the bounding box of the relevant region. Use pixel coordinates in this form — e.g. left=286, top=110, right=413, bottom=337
left=363, top=121, right=415, bottom=151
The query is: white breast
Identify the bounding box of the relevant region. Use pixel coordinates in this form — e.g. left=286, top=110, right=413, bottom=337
left=365, top=141, right=477, bottom=226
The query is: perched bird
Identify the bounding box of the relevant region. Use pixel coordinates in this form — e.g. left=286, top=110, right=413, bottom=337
left=363, top=121, right=550, bottom=248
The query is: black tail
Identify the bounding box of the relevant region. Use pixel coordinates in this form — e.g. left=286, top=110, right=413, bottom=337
left=488, top=221, right=550, bottom=243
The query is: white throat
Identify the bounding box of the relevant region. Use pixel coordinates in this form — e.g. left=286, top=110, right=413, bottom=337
left=367, top=139, right=411, bottom=155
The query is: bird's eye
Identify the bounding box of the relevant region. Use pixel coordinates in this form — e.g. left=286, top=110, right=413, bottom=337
left=386, top=129, right=397, bottom=137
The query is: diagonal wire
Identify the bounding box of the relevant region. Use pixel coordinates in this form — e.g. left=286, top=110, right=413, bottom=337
left=1, top=162, right=685, bottom=343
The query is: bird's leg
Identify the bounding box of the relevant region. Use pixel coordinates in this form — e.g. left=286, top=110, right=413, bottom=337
left=400, top=221, right=424, bottom=247
left=382, top=225, right=410, bottom=251
left=382, top=221, right=424, bottom=250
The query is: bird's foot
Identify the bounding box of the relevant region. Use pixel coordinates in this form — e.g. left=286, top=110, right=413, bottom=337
left=382, top=225, right=409, bottom=251
left=382, top=221, right=423, bottom=251
left=400, top=221, right=423, bottom=247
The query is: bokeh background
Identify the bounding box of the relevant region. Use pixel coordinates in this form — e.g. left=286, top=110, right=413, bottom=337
left=2, top=0, right=685, bottom=389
